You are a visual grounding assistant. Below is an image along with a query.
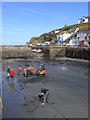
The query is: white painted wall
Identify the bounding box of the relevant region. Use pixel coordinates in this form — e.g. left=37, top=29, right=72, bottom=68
left=69, top=40, right=76, bottom=46
left=60, top=33, right=71, bottom=41
left=85, top=18, right=88, bottom=23
left=78, top=17, right=88, bottom=24
left=75, top=28, right=79, bottom=33
left=78, top=19, right=81, bottom=24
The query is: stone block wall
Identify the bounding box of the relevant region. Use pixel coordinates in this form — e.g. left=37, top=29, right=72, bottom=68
left=65, top=47, right=90, bottom=60
left=2, top=45, right=32, bottom=59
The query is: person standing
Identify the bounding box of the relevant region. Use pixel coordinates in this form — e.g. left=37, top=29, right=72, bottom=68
left=10, top=69, right=15, bottom=78
left=18, top=65, right=21, bottom=75
left=24, top=68, right=27, bottom=77
left=7, top=66, right=10, bottom=77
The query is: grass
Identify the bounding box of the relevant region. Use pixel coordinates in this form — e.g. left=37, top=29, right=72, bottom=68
left=58, top=23, right=88, bottom=33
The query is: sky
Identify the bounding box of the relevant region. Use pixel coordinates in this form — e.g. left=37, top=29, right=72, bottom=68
left=2, top=2, right=88, bottom=45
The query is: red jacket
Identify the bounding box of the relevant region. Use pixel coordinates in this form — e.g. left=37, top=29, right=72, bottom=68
left=18, top=66, right=21, bottom=72
left=10, top=69, right=15, bottom=77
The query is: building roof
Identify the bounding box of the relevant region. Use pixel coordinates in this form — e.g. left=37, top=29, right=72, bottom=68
left=83, top=16, right=89, bottom=19
left=78, top=16, right=89, bottom=21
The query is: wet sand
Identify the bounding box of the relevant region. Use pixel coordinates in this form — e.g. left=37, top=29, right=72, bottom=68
left=2, top=57, right=88, bottom=118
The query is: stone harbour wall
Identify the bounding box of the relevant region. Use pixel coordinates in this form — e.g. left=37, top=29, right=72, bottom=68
left=2, top=45, right=33, bottom=59
left=49, top=46, right=65, bottom=59
left=65, top=47, right=90, bottom=60
left=1, top=45, right=90, bottom=60
left=49, top=46, right=90, bottom=60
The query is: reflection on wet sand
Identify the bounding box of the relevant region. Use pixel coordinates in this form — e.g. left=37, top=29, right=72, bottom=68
left=5, top=77, right=15, bottom=93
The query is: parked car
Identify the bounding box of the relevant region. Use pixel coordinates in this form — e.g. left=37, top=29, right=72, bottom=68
left=44, top=42, right=50, bottom=46
left=32, top=49, right=37, bottom=52
left=36, top=43, right=41, bottom=46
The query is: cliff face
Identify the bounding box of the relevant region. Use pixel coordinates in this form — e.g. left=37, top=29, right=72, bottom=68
left=27, top=33, right=56, bottom=45
left=29, top=36, right=44, bottom=45
left=26, top=23, right=88, bottom=45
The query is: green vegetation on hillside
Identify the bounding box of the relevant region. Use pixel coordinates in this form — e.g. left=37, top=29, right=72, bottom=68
left=58, top=23, right=88, bottom=33
left=27, top=23, right=88, bottom=45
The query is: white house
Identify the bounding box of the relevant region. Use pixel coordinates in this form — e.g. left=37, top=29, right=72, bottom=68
left=57, top=31, right=71, bottom=42
left=64, top=28, right=90, bottom=46
left=57, top=27, right=80, bottom=42
left=78, top=16, right=88, bottom=24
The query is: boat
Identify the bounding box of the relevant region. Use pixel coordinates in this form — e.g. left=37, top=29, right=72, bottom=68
left=32, top=48, right=42, bottom=53
left=37, top=49, right=42, bottom=53
left=32, top=49, right=37, bottom=52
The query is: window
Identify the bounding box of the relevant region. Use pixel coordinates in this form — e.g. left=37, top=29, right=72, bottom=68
left=82, top=18, right=85, bottom=22
left=89, top=36, right=90, bottom=41
left=85, top=37, right=87, bottom=40
left=75, top=35, right=77, bottom=39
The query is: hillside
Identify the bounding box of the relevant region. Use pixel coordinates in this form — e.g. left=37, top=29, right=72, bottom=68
left=26, top=22, right=88, bottom=45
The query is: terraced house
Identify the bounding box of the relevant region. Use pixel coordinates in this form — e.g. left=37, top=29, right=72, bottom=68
left=64, top=28, right=90, bottom=46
